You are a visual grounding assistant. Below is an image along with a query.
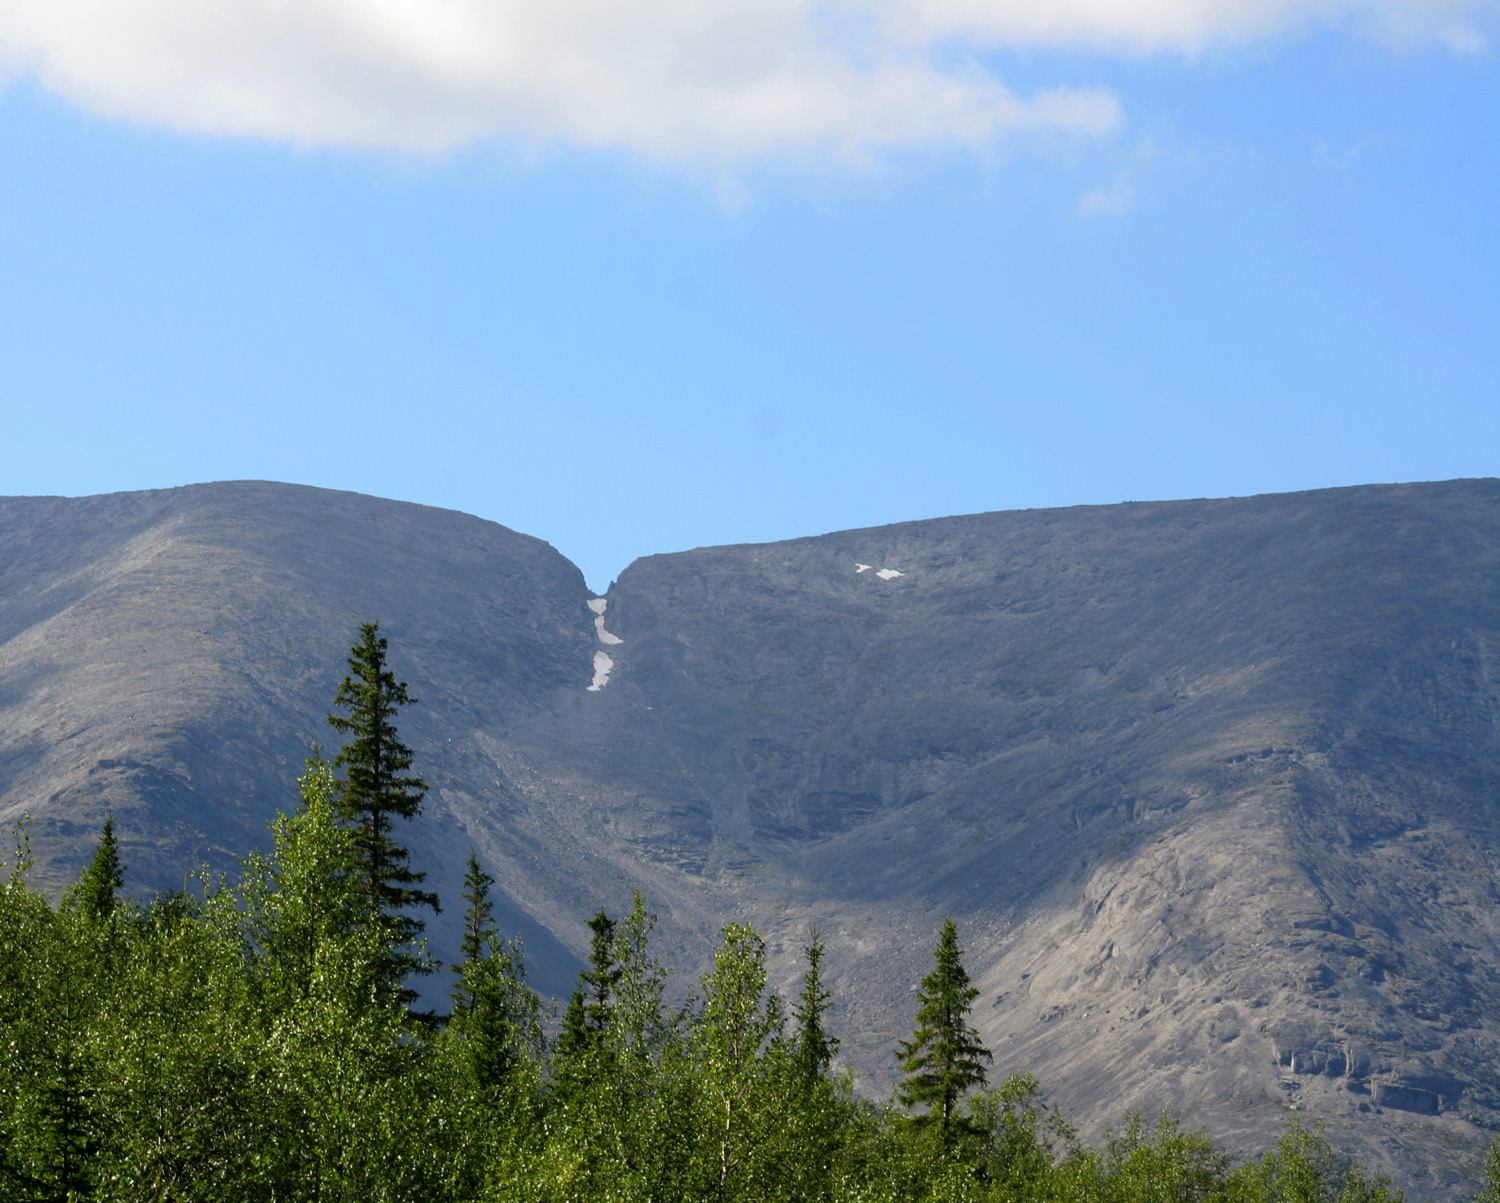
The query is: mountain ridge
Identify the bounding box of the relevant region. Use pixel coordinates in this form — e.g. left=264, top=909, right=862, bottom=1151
left=1, top=477, right=1496, bottom=1197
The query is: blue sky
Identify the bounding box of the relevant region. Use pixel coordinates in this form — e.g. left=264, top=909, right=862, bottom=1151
left=1, top=1, right=1496, bottom=590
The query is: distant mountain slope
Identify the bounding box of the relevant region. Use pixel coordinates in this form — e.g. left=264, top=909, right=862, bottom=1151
left=1, top=479, right=1496, bottom=1197
left=0, top=481, right=594, bottom=983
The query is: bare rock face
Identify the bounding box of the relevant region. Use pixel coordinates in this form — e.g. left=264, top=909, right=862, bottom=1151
left=0, top=482, right=595, bottom=984
left=1, top=478, right=1497, bottom=1198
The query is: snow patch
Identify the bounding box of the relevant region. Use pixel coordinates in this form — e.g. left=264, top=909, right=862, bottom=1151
left=855, top=563, right=873, bottom=573
left=588, top=597, right=624, bottom=646
left=587, top=651, right=615, bottom=691
left=876, top=568, right=904, bottom=580
left=586, top=598, right=623, bottom=689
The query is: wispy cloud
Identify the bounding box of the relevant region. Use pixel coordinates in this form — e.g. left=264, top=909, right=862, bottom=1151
left=0, top=0, right=1489, bottom=168
left=1077, top=179, right=1137, bottom=219
left=875, top=0, right=1494, bottom=54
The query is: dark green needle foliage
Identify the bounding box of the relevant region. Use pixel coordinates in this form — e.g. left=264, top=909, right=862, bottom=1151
left=453, top=933, right=540, bottom=1097
left=792, top=924, right=838, bottom=1082
left=582, top=910, right=623, bottom=1036
left=556, top=910, right=623, bottom=1075
left=70, top=816, right=123, bottom=924
left=556, top=988, right=589, bottom=1064
left=327, top=621, right=439, bottom=998
left=896, top=916, right=993, bottom=1148
left=451, top=849, right=496, bottom=1017
left=447, top=849, right=539, bottom=1094
left=33, top=958, right=100, bottom=1202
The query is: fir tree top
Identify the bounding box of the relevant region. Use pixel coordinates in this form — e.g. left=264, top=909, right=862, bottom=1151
left=792, top=924, right=839, bottom=1080
left=895, top=916, right=992, bottom=1144
left=74, top=814, right=124, bottom=923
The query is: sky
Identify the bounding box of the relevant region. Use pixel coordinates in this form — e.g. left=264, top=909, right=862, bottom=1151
left=1, top=0, right=1496, bottom=591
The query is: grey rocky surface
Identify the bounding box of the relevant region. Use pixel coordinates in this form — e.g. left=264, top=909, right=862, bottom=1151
left=1, top=478, right=1497, bottom=1197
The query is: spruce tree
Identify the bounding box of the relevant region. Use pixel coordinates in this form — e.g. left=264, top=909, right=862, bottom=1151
left=326, top=622, right=439, bottom=1001
left=445, top=855, right=543, bottom=1095
left=452, top=933, right=540, bottom=1095
left=450, top=849, right=496, bottom=1017
left=582, top=910, right=622, bottom=1036
left=556, top=988, right=590, bottom=1063
left=555, top=910, right=622, bottom=1065
left=73, top=815, right=124, bottom=923
left=38, top=962, right=98, bottom=1199
left=895, top=917, right=992, bottom=1146
left=327, top=622, right=439, bottom=923
left=792, top=925, right=838, bottom=1080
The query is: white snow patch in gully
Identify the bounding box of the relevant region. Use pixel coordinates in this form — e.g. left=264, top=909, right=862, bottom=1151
left=586, top=597, right=623, bottom=689
left=587, top=651, right=615, bottom=691
left=582, top=651, right=612, bottom=690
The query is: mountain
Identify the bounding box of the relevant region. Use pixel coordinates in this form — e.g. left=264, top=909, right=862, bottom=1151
left=1, top=478, right=1496, bottom=1197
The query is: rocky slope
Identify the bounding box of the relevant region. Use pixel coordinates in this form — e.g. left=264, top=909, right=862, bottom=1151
left=1, top=479, right=1496, bottom=1197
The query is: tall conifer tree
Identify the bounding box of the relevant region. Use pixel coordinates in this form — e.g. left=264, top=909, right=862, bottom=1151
left=556, top=910, right=622, bottom=1066
left=72, top=815, right=123, bottom=923
left=582, top=911, right=622, bottom=1035
left=327, top=621, right=439, bottom=999
left=792, top=925, right=838, bottom=1080
left=451, top=849, right=495, bottom=1017
left=896, top=917, right=992, bottom=1146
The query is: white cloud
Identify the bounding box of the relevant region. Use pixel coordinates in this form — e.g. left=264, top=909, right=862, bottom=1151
left=0, top=0, right=1490, bottom=166
left=873, top=0, right=1494, bottom=54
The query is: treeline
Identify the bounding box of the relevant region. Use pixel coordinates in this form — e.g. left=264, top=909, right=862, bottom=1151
left=2, top=624, right=1496, bottom=1202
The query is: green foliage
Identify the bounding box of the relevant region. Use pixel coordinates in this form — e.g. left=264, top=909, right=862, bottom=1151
left=1477, top=1131, right=1500, bottom=1203
left=611, top=891, right=674, bottom=1064
left=968, top=1071, right=1075, bottom=1189
left=695, top=922, right=785, bottom=1195
left=451, top=848, right=497, bottom=1017
left=793, top=924, right=839, bottom=1082
left=68, top=815, right=124, bottom=924
left=556, top=910, right=624, bottom=1067
left=452, top=933, right=543, bottom=1094
left=1060, top=1110, right=1231, bottom=1203
left=582, top=911, right=623, bottom=1035
left=0, top=836, right=1420, bottom=1203
left=553, top=908, right=627, bottom=1112
left=0, top=720, right=1422, bottom=1203
left=239, top=755, right=371, bottom=1013
left=327, top=621, right=440, bottom=951
left=6, top=903, right=101, bottom=1201
left=1225, top=1115, right=1405, bottom=1203
left=895, top=916, right=993, bottom=1147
